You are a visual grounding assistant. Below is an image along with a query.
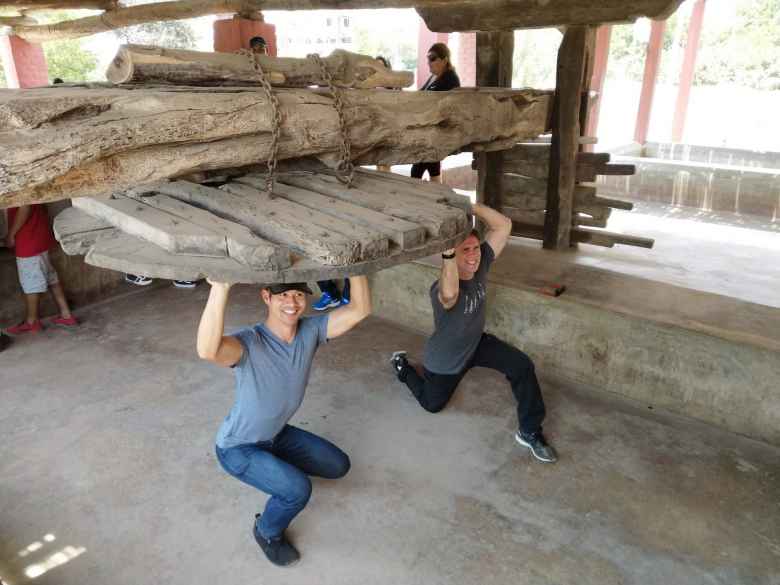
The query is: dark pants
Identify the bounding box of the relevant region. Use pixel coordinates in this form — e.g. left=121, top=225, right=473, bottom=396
left=410, top=162, right=441, bottom=179
left=215, top=425, right=350, bottom=539
left=400, top=333, right=546, bottom=434
left=317, top=279, right=350, bottom=301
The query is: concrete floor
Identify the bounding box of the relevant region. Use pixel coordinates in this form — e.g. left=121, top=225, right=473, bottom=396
left=1, top=285, right=779, bottom=585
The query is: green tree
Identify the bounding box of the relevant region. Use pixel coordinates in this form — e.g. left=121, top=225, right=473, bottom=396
left=43, top=39, right=99, bottom=82
left=116, top=20, right=197, bottom=49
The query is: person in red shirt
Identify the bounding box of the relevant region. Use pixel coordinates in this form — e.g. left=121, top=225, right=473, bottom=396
left=4, top=204, right=78, bottom=335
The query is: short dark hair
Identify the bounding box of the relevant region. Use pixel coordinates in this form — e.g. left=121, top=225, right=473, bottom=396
left=375, top=55, right=391, bottom=69
left=52, top=78, right=64, bottom=84
left=249, top=36, right=267, bottom=48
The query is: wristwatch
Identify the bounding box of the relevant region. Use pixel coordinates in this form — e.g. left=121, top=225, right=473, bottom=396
left=441, top=251, right=456, bottom=260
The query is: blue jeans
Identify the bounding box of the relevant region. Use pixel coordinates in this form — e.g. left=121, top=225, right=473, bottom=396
left=215, top=425, right=350, bottom=539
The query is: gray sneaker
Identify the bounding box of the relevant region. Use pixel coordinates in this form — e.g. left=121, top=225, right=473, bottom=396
left=515, top=430, right=558, bottom=463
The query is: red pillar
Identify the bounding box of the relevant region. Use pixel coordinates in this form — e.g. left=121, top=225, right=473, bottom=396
left=416, top=18, right=448, bottom=88
left=633, top=19, right=666, bottom=145
left=213, top=14, right=277, bottom=56
left=584, top=25, right=612, bottom=151
left=0, top=35, right=49, bottom=88
left=456, top=32, right=477, bottom=87
left=671, top=0, right=706, bottom=143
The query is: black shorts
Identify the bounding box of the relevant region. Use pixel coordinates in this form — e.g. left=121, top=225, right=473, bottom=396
left=410, top=162, right=441, bottom=179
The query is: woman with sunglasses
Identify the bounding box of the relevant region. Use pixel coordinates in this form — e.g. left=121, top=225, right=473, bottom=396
left=411, top=42, right=461, bottom=184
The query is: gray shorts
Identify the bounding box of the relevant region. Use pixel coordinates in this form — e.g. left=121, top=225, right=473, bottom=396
left=16, top=251, right=59, bottom=294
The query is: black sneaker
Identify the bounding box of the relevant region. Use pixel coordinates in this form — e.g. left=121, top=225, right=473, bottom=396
left=390, top=351, right=409, bottom=380
left=515, top=430, right=558, bottom=463
left=253, top=515, right=300, bottom=567
left=0, top=333, right=11, bottom=353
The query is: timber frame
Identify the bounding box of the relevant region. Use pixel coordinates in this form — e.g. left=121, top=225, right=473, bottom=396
left=1, top=1, right=686, bottom=43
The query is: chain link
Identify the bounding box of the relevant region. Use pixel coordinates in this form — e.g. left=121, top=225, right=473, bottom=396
left=239, top=49, right=282, bottom=197
left=307, top=53, right=355, bottom=187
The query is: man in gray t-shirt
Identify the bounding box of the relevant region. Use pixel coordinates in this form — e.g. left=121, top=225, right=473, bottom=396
left=391, top=203, right=557, bottom=464
left=198, top=276, right=371, bottom=567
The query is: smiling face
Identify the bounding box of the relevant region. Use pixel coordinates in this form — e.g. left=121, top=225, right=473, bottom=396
left=262, top=288, right=307, bottom=327
left=427, top=52, right=447, bottom=77
left=456, top=234, right=482, bottom=280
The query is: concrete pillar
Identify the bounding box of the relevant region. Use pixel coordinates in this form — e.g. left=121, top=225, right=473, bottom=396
left=0, top=35, right=49, bottom=88
left=671, top=0, right=706, bottom=143
left=416, top=18, right=448, bottom=88
left=634, top=19, right=666, bottom=145
left=456, top=32, right=477, bottom=87
left=213, top=14, right=278, bottom=56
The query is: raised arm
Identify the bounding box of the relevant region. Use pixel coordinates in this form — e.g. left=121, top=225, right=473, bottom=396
left=6, top=205, right=31, bottom=247
left=326, top=275, right=371, bottom=339
left=473, top=202, right=512, bottom=258
left=437, top=247, right=460, bottom=310
left=197, top=280, right=243, bottom=367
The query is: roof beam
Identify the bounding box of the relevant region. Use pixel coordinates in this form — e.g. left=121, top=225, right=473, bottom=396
left=7, top=0, right=686, bottom=43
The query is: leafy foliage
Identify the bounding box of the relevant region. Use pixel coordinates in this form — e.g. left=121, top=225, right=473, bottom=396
left=115, top=20, right=197, bottom=49
left=43, top=39, right=99, bottom=82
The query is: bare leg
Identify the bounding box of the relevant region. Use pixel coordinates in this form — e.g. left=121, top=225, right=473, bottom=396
left=49, top=282, right=72, bottom=318
left=24, top=292, right=41, bottom=323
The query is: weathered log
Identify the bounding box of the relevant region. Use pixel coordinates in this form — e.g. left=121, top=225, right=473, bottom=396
left=0, top=0, right=116, bottom=9
left=511, top=222, right=654, bottom=249
left=0, top=86, right=551, bottom=208
left=7, top=0, right=686, bottom=43
left=418, top=0, right=685, bottom=32
left=107, top=45, right=414, bottom=89
left=0, top=15, right=37, bottom=26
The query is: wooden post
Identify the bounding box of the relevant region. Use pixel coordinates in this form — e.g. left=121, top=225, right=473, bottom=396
left=475, top=31, right=514, bottom=212
left=634, top=19, right=666, bottom=145
left=543, top=26, right=591, bottom=250
left=671, top=0, right=706, bottom=143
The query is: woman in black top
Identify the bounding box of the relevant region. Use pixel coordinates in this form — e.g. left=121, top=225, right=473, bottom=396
left=411, top=42, right=461, bottom=183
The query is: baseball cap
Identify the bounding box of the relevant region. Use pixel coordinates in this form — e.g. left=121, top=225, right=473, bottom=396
left=267, top=282, right=313, bottom=295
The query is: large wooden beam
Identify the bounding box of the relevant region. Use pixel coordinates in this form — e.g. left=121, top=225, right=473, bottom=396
left=106, top=45, right=413, bottom=89
left=475, top=31, right=514, bottom=212
left=8, top=0, right=687, bottom=43
left=0, top=85, right=551, bottom=208
left=543, top=26, right=592, bottom=250
left=418, top=0, right=685, bottom=32
left=0, top=1, right=117, bottom=8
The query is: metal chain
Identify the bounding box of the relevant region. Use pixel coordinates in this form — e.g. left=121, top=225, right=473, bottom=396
left=239, top=49, right=282, bottom=197
left=307, top=53, right=355, bottom=187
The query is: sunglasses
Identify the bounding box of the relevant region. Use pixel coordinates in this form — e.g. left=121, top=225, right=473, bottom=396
left=427, top=55, right=441, bottom=63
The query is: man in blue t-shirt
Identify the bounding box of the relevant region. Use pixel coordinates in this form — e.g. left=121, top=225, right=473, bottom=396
left=197, top=276, right=371, bottom=567
left=390, top=203, right=557, bottom=464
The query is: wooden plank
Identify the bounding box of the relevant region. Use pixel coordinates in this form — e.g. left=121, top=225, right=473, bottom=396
left=275, top=173, right=458, bottom=239
left=512, top=222, right=654, bottom=249
left=596, top=163, right=636, bottom=176
left=543, top=26, right=591, bottom=250
left=503, top=174, right=596, bottom=209
left=232, top=177, right=427, bottom=249
left=592, top=196, right=634, bottom=211
left=318, top=172, right=469, bottom=233
left=500, top=207, right=545, bottom=227
left=72, top=195, right=229, bottom=257
left=123, top=191, right=290, bottom=269
left=154, top=180, right=386, bottom=265
left=353, top=168, right=472, bottom=214
left=52, top=206, right=120, bottom=256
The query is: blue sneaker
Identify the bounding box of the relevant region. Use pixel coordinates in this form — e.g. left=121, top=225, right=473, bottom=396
left=313, top=292, right=341, bottom=311
left=340, top=293, right=350, bottom=306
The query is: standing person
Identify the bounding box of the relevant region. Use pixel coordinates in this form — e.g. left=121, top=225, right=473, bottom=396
left=313, top=278, right=350, bottom=311
left=198, top=275, right=371, bottom=567
left=410, top=43, right=461, bottom=184
left=389, top=204, right=557, bottom=463
left=4, top=204, right=78, bottom=335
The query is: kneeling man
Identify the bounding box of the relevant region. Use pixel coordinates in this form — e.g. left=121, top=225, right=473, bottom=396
left=198, top=276, right=371, bottom=567
left=390, top=204, right=557, bottom=463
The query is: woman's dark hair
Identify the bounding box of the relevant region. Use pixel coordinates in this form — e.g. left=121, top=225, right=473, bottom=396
left=428, top=42, right=455, bottom=72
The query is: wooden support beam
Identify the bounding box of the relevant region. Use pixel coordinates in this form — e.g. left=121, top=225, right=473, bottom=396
left=0, top=85, right=551, bottom=208
left=6, top=0, right=687, bottom=43
left=543, top=25, right=591, bottom=250
left=583, top=25, right=612, bottom=153
left=476, top=31, right=514, bottom=212
left=106, top=45, right=413, bottom=89
left=512, top=222, right=654, bottom=249
left=418, top=0, right=685, bottom=32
